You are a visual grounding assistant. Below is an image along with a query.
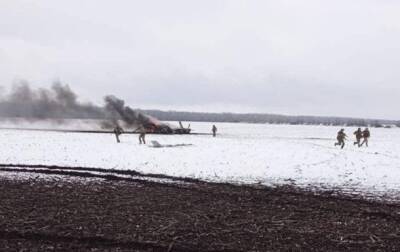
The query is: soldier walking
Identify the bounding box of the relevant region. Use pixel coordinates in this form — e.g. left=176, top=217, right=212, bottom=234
left=113, top=125, right=124, bottom=143
left=212, top=125, right=217, bottom=137
left=353, top=128, right=363, bottom=147
left=360, top=128, right=370, bottom=147
left=135, top=124, right=147, bottom=144
left=334, top=129, right=347, bottom=149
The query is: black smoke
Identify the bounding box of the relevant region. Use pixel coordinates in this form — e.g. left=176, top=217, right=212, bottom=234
left=103, top=95, right=153, bottom=127
left=0, top=81, right=104, bottom=119
left=0, top=81, right=156, bottom=129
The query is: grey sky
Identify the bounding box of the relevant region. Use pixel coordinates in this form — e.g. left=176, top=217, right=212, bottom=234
left=1, top=0, right=399, bottom=119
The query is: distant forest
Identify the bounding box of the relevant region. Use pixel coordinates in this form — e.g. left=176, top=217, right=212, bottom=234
left=144, top=110, right=400, bottom=128
left=1, top=83, right=398, bottom=127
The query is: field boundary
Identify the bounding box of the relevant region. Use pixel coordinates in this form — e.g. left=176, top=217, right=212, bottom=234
left=1, top=163, right=400, bottom=207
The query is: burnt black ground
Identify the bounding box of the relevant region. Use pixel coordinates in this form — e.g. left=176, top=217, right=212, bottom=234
left=1, top=173, right=400, bottom=251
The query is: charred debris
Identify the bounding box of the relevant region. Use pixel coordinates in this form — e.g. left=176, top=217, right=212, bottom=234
left=104, top=95, right=191, bottom=134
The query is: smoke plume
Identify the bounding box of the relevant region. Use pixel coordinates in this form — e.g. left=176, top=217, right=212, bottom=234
left=104, top=95, right=153, bottom=127
left=0, top=80, right=158, bottom=129
left=0, top=81, right=104, bottom=119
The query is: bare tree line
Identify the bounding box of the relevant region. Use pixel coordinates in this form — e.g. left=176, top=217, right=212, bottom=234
left=144, top=110, right=399, bottom=128
left=0, top=82, right=398, bottom=128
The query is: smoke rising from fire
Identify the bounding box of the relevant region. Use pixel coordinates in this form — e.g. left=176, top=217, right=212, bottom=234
left=0, top=81, right=154, bottom=128
left=0, top=81, right=104, bottom=119
left=104, top=95, right=153, bottom=127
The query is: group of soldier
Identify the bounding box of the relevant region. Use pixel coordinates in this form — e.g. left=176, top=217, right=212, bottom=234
left=335, top=128, right=371, bottom=149
left=113, top=124, right=147, bottom=144
left=113, top=124, right=219, bottom=144
left=114, top=124, right=373, bottom=149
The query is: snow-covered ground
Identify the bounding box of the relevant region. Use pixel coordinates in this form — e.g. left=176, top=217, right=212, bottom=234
left=1, top=122, right=400, bottom=199
left=0, top=117, right=106, bottom=131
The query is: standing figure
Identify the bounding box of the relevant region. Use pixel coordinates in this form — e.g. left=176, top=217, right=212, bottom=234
left=353, top=128, right=363, bottom=147
left=135, top=124, right=147, bottom=144
left=334, top=129, right=347, bottom=149
left=113, top=125, right=124, bottom=143
left=212, top=125, right=217, bottom=137
left=360, top=128, right=370, bottom=147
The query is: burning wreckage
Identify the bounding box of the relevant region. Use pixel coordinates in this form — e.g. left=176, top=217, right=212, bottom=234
left=140, top=116, right=191, bottom=134
left=104, top=95, right=191, bottom=134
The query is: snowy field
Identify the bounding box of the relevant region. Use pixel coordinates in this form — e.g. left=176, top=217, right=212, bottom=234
left=1, top=122, right=400, bottom=200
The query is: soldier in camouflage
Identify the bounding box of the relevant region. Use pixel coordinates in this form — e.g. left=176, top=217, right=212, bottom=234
left=353, top=128, right=363, bottom=147
left=334, top=129, right=347, bottom=149
left=113, top=125, right=124, bottom=143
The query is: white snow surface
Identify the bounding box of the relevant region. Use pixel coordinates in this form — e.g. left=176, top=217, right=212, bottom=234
left=0, top=117, right=106, bottom=131
left=1, top=122, right=400, bottom=198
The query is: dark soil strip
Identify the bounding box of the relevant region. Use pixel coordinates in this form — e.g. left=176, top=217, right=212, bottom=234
left=0, top=167, right=210, bottom=194
left=0, top=163, right=202, bottom=184
left=2, top=176, right=400, bottom=251
left=1, top=163, right=400, bottom=207
left=0, top=230, right=217, bottom=252
left=0, top=230, right=237, bottom=252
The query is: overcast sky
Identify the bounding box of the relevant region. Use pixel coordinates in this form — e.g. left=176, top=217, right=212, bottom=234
left=0, top=0, right=399, bottom=119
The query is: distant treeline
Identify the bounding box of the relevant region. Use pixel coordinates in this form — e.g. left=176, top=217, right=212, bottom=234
left=144, top=110, right=400, bottom=128
left=1, top=82, right=398, bottom=128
